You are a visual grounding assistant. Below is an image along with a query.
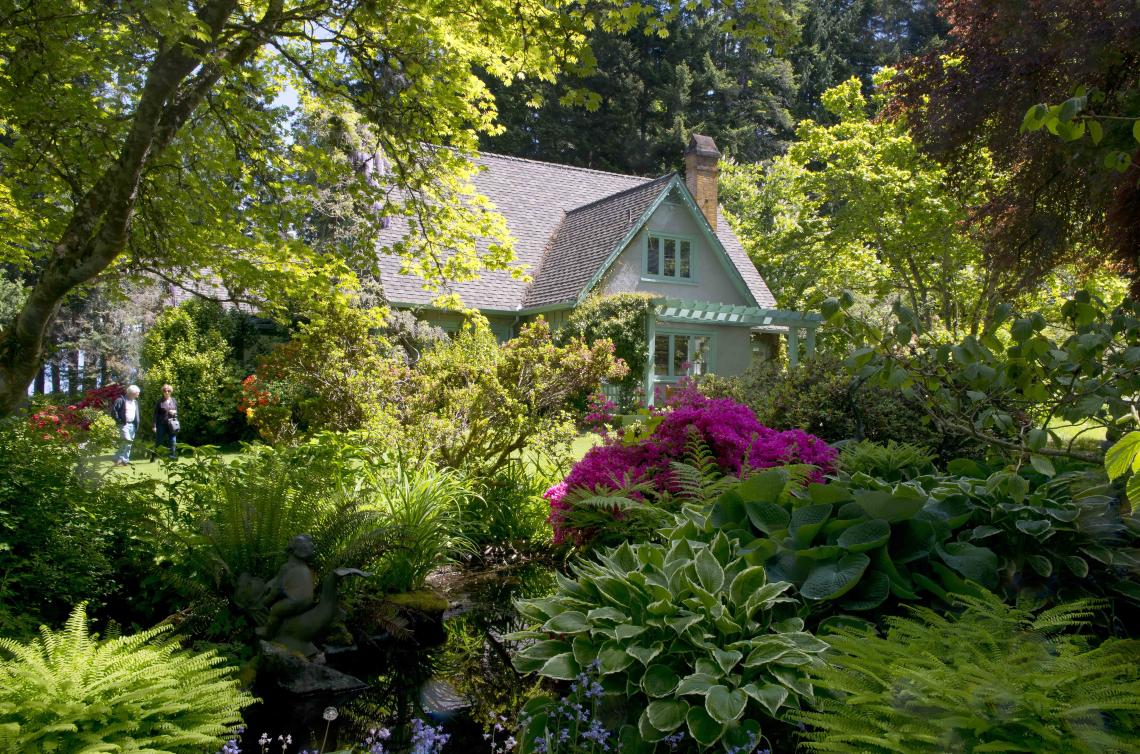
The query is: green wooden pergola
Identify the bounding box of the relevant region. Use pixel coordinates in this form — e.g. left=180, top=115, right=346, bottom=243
left=645, top=297, right=822, bottom=403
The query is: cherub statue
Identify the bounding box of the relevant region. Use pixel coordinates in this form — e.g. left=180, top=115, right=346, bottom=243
left=250, top=534, right=318, bottom=638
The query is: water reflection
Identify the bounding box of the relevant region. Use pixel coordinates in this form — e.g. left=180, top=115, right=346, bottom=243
left=238, top=561, right=557, bottom=752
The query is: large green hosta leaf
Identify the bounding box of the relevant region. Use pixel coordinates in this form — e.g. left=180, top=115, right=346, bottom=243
left=706, top=685, right=748, bottom=724
left=800, top=553, right=871, bottom=600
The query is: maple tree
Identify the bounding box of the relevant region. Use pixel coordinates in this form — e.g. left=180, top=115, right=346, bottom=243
left=887, top=0, right=1140, bottom=297
left=0, top=0, right=802, bottom=418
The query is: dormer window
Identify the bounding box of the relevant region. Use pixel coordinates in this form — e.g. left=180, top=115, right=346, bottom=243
left=645, top=233, right=694, bottom=280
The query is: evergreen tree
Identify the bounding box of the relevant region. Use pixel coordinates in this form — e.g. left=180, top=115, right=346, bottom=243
left=790, top=0, right=944, bottom=120
left=482, top=1, right=800, bottom=173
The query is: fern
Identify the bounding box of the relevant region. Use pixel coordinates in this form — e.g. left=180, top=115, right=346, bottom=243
left=0, top=604, right=252, bottom=754
left=798, top=592, right=1140, bottom=754
left=559, top=482, right=679, bottom=547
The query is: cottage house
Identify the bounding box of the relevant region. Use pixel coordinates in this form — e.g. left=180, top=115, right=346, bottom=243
left=377, top=135, right=818, bottom=403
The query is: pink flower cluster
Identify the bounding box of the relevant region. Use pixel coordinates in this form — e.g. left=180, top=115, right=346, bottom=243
left=582, top=392, right=618, bottom=438
left=548, top=391, right=836, bottom=545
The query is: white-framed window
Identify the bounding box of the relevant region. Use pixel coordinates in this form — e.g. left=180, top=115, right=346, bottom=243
left=645, top=233, right=695, bottom=280
left=653, top=331, right=713, bottom=380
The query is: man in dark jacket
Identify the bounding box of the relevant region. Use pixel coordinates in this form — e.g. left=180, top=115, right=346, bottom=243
left=110, top=384, right=141, bottom=466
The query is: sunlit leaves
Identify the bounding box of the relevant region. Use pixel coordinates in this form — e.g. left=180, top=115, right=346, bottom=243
left=721, top=77, right=998, bottom=336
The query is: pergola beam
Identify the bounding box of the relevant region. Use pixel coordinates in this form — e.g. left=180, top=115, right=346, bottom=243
left=654, top=297, right=820, bottom=373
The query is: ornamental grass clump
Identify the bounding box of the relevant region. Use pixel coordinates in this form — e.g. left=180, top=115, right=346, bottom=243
left=549, top=392, right=835, bottom=545
left=0, top=604, right=252, bottom=754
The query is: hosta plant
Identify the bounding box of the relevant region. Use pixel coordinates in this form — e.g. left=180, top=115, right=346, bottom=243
left=0, top=604, right=252, bottom=754
left=798, top=593, right=1140, bottom=754
left=837, top=440, right=935, bottom=482
left=936, top=460, right=1140, bottom=609
left=707, top=468, right=996, bottom=616
left=510, top=521, right=827, bottom=752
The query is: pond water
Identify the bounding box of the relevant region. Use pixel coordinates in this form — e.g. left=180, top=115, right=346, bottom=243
left=236, top=561, right=557, bottom=753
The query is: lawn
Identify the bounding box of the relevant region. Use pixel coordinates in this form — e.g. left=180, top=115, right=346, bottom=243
left=95, top=433, right=602, bottom=481
left=1048, top=419, right=1108, bottom=450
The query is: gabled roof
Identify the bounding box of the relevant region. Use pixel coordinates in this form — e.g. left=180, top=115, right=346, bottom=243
left=375, top=151, right=776, bottom=312
left=523, top=174, right=674, bottom=309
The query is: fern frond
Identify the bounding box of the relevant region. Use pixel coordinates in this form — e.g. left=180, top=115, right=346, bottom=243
left=0, top=604, right=253, bottom=754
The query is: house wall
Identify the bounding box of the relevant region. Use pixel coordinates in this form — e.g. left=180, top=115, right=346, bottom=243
left=596, top=199, right=753, bottom=307
left=652, top=320, right=754, bottom=378
left=415, top=310, right=518, bottom=343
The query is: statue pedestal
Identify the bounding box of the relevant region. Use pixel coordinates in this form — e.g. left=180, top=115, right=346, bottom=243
left=258, top=641, right=368, bottom=696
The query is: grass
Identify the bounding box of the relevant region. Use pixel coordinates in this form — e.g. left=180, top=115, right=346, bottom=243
left=571, top=432, right=602, bottom=460
left=1047, top=419, right=1107, bottom=450
left=91, top=444, right=243, bottom=480
left=95, top=432, right=602, bottom=481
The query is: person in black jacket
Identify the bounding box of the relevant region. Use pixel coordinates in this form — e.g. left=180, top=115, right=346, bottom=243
left=110, top=384, right=141, bottom=466
left=151, top=384, right=179, bottom=460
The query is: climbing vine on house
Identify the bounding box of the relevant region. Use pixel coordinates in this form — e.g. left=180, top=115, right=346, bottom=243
left=563, top=293, right=656, bottom=406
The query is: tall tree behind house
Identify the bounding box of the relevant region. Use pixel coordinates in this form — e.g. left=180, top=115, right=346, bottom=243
left=481, top=1, right=944, bottom=172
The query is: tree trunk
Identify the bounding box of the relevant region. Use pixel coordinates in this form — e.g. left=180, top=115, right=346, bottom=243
left=67, top=351, right=80, bottom=398
left=49, top=356, right=61, bottom=395
left=0, top=0, right=280, bottom=418
left=33, top=366, right=45, bottom=395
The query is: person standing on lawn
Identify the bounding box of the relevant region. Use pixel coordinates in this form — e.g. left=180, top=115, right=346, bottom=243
left=110, top=384, right=141, bottom=466
left=151, top=383, right=179, bottom=461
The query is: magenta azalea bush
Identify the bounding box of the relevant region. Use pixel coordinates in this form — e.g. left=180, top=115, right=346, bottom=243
left=549, top=389, right=836, bottom=545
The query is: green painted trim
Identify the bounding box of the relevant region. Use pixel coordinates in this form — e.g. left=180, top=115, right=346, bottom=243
left=645, top=311, right=656, bottom=406
left=654, top=297, right=822, bottom=327
left=642, top=230, right=699, bottom=283
left=576, top=174, right=762, bottom=308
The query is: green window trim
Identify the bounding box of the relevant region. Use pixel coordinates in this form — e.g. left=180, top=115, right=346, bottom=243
left=652, top=330, right=715, bottom=382
left=644, top=232, right=696, bottom=282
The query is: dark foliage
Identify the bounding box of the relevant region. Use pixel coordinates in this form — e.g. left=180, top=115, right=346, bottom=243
left=480, top=1, right=799, bottom=173
left=700, top=355, right=981, bottom=461
left=0, top=418, right=163, bottom=636
left=791, top=0, right=944, bottom=120
left=888, top=0, right=1140, bottom=296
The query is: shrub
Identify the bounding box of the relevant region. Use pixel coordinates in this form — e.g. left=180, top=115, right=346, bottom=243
left=141, top=299, right=242, bottom=444
left=700, top=355, right=970, bottom=458
left=511, top=522, right=827, bottom=752
left=27, top=383, right=122, bottom=444
left=240, top=296, right=399, bottom=444
left=706, top=467, right=994, bottom=620
left=942, top=460, right=1140, bottom=615
left=461, top=459, right=557, bottom=556
left=160, top=436, right=392, bottom=638
left=0, top=417, right=158, bottom=636
left=397, top=319, right=626, bottom=478
left=357, top=460, right=477, bottom=592
left=551, top=391, right=836, bottom=546
left=823, top=292, right=1140, bottom=464
left=0, top=604, right=252, bottom=754
left=561, top=293, right=656, bottom=410
left=798, top=593, right=1140, bottom=754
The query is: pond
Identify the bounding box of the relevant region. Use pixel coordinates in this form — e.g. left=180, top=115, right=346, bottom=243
left=236, top=561, right=558, bottom=753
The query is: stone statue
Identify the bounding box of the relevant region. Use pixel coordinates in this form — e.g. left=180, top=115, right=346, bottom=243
left=236, top=534, right=369, bottom=659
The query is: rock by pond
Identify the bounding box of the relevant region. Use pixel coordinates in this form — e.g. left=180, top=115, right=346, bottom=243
left=235, top=560, right=557, bottom=753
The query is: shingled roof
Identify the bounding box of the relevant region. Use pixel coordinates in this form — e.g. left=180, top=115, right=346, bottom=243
left=375, top=151, right=775, bottom=311
left=523, top=174, right=675, bottom=309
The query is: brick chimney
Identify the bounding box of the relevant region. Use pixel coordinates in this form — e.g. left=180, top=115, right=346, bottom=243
left=684, top=134, right=720, bottom=231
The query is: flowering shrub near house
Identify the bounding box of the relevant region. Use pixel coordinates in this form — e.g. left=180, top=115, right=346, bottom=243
left=548, top=389, right=836, bottom=545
